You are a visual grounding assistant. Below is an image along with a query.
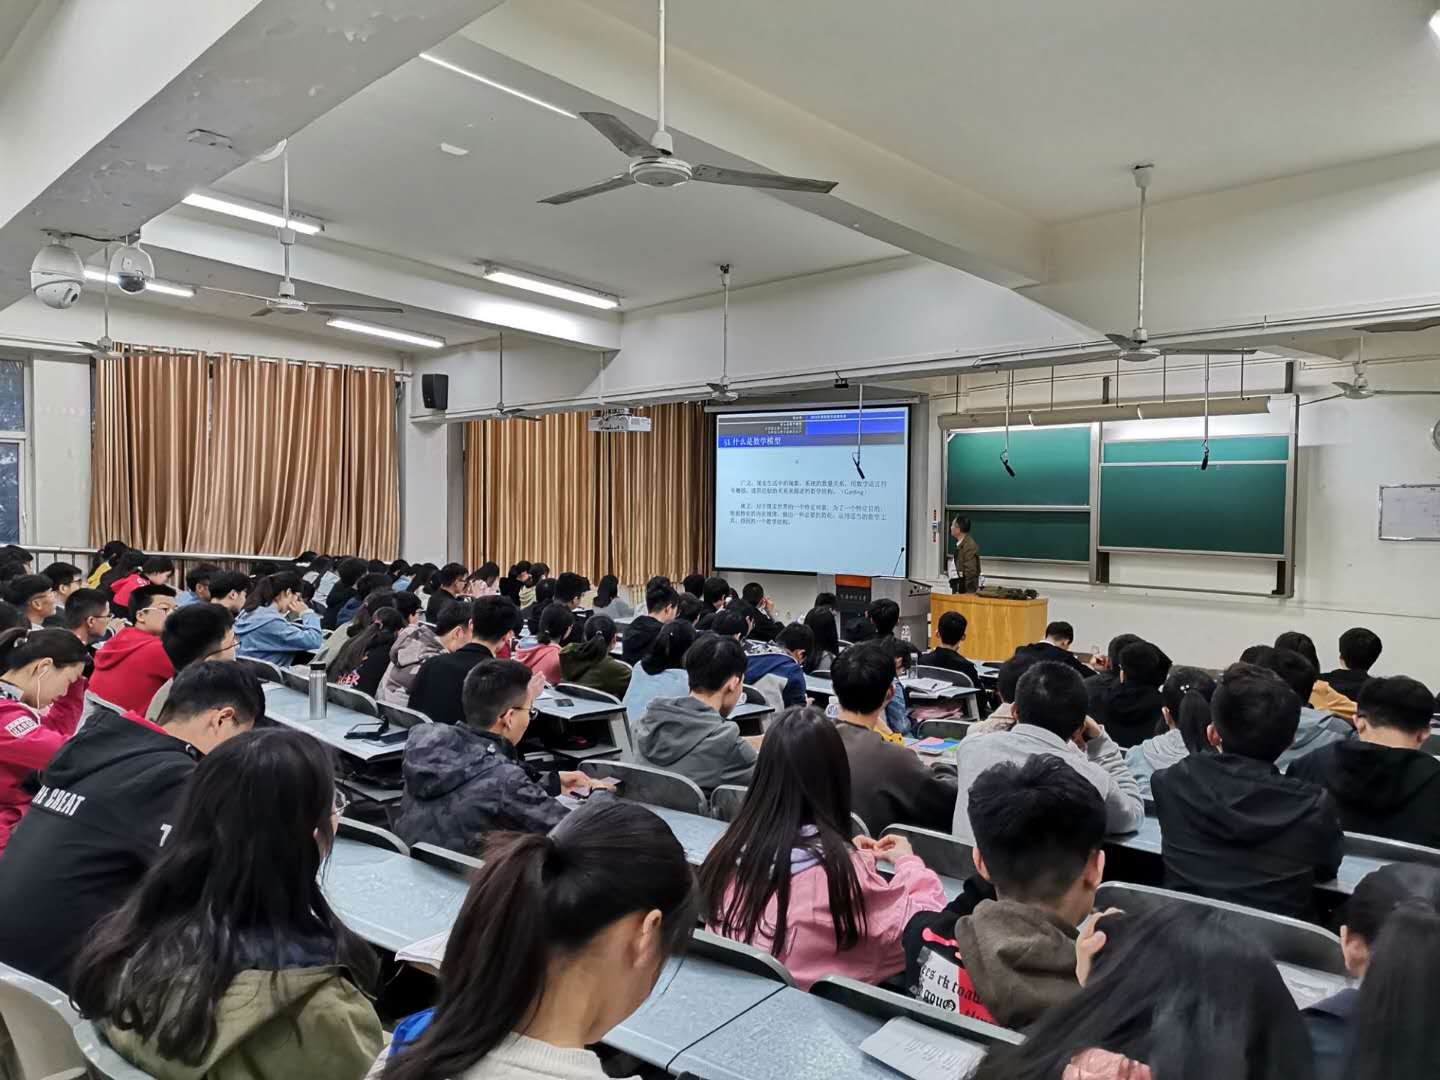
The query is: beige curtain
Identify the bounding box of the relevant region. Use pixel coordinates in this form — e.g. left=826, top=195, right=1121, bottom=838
left=92, top=349, right=399, bottom=558
left=464, top=402, right=711, bottom=584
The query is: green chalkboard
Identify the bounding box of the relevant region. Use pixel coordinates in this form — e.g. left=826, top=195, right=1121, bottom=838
left=946, top=427, right=1091, bottom=508
left=946, top=508, right=1091, bottom=562
left=1099, top=435, right=1289, bottom=555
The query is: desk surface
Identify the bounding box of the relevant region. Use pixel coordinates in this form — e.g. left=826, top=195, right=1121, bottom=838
left=264, top=685, right=403, bottom=762
left=643, top=804, right=731, bottom=866
left=322, top=838, right=467, bottom=953
left=672, top=988, right=900, bottom=1080
left=533, top=691, right=625, bottom=721
left=605, top=956, right=784, bottom=1069
left=806, top=674, right=834, bottom=697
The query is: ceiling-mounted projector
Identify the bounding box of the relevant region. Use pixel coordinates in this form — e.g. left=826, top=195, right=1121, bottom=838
left=588, top=409, right=651, bottom=434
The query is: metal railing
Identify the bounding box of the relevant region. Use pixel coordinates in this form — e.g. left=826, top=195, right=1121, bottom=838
left=28, top=545, right=303, bottom=578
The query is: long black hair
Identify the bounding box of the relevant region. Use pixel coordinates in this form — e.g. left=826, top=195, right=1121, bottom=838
left=594, top=574, right=620, bottom=608
left=970, top=906, right=1312, bottom=1080
left=801, top=607, right=841, bottom=673
left=698, top=706, right=866, bottom=957
left=0, top=626, right=89, bottom=676
left=404, top=563, right=437, bottom=595
left=71, top=728, right=377, bottom=1065
left=1161, top=665, right=1217, bottom=752
left=1340, top=901, right=1440, bottom=1077
left=382, top=801, right=695, bottom=1080
left=534, top=603, right=575, bottom=646
left=243, top=571, right=303, bottom=613
left=641, top=620, right=696, bottom=676
left=332, top=606, right=405, bottom=679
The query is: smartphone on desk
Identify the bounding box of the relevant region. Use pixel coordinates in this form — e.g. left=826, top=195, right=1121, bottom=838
left=572, top=778, right=623, bottom=799
left=344, top=721, right=407, bottom=744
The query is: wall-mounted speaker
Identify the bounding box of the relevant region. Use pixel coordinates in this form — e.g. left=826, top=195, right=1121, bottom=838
left=421, top=373, right=449, bottom=411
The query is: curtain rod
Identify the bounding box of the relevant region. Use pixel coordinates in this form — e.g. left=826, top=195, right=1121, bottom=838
left=110, top=343, right=406, bottom=379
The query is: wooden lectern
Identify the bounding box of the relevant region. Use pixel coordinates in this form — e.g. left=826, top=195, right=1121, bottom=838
left=929, top=593, right=1049, bottom=661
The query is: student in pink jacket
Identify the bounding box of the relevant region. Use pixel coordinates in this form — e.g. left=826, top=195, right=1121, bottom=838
left=698, top=705, right=948, bottom=989
left=515, top=604, right=575, bottom=686
left=0, top=627, right=90, bottom=853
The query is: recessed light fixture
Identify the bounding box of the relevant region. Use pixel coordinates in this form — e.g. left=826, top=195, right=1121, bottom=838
left=418, top=53, right=577, bottom=119
left=1430, top=5, right=1440, bottom=37
left=440, top=142, right=470, bottom=157
left=181, top=193, right=323, bottom=236
left=83, top=267, right=194, bottom=298
left=325, top=317, right=445, bottom=349
left=480, top=263, right=619, bottom=310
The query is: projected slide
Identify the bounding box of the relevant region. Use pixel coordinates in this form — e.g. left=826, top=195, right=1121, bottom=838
left=714, top=407, right=910, bottom=576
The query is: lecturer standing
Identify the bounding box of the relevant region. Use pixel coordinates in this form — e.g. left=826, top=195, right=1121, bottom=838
left=948, top=516, right=981, bottom=594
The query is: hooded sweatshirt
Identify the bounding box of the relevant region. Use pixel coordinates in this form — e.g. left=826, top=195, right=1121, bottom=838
left=742, top=641, right=807, bottom=712
left=1151, top=752, right=1344, bottom=920
left=394, top=725, right=568, bottom=854
left=1125, top=727, right=1190, bottom=800
left=620, top=614, right=663, bottom=665
left=622, top=666, right=688, bottom=726
left=1275, top=708, right=1355, bottom=770
left=89, top=626, right=175, bottom=715
left=0, top=708, right=201, bottom=990
left=108, top=572, right=149, bottom=609
left=377, top=623, right=445, bottom=707
left=1099, top=683, right=1164, bottom=749
left=632, top=696, right=757, bottom=792
left=233, top=606, right=324, bottom=665
left=1288, top=740, right=1440, bottom=848
left=949, top=901, right=1080, bottom=1028
left=557, top=636, right=631, bottom=698
left=515, top=641, right=564, bottom=686
left=0, top=676, right=85, bottom=852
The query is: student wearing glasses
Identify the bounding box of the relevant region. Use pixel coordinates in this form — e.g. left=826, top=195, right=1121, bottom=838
left=89, top=584, right=178, bottom=715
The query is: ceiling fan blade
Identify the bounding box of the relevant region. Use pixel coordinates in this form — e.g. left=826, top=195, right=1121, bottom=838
left=1299, top=392, right=1346, bottom=407
left=690, top=163, right=837, bottom=194
left=1368, top=389, right=1440, bottom=396
left=539, top=173, right=635, bottom=206
left=195, top=285, right=275, bottom=303
left=1332, top=382, right=1358, bottom=393
left=250, top=308, right=274, bottom=318
left=579, top=112, right=660, bottom=157
left=309, top=304, right=406, bottom=314
left=1105, top=332, right=1140, bottom=351
left=1355, top=317, right=1440, bottom=333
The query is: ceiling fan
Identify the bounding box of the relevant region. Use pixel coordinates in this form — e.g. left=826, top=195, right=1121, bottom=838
left=77, top=245, right=120, bottom=359
left=1103, top=164, right=1250, bottom=363
left=1301, top=358, right=1440, bottom=407
left=539, top=0, right=838, bottom=207
left=706, top=263, right=738, bottom=402
left=495, top=334, right=542, bottom=422
left=189, top=148, right=404, bottom=320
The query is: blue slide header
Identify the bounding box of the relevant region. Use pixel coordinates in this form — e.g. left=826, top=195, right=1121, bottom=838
left=717, top=408, right=907, bottom=448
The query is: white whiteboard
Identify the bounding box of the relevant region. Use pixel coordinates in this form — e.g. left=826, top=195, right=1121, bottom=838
left=1379, top=484, right=1440, bottom=541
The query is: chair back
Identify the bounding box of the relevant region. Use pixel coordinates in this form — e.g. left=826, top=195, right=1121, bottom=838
left=1094, top=881, right=1346, bottom=974
left=378, top=702, right=432, bottom=729
left=851, top=812, right=872, bottom=839
left=236, top=656, right=284, bottom=684
left=741, top=684, right=768, bottom=706
left=280, top=666, right=308, bottom=694
left=0, top=963, right=88, bottom=1080
left=553, top=683, right=623, bottom=706
left=913, top=665, right=975, bottom=689
left=72, top=1019, right=158, bottom=1079
left=327, top=683, right=380, bottom=717
left=410, top=842, right=484, bottom=877
left=1344, top=831, right=1440, bottom=872
left=710, top=784, right=749, bottom=822
left=881, top=824, right=974, bottom=878
left=915, top=718, right=972, bottom=741
left=810, top=975, right=1022, bottom=1048
left=689, top=929, right=795, bottom=986
left=579, top=759, right=707, bottom=815
left=336, top=817, right=409, bottom=855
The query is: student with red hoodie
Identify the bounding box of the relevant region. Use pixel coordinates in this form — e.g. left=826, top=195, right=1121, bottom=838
left=0, top=627, right=89, bottom=853
left=110, top=555, right=175, bottom=612
left=89, top=584, right=177, bottom=714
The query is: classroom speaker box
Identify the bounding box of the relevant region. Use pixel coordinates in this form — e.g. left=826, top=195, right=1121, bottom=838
left=421, top=373, right=449, bottom=411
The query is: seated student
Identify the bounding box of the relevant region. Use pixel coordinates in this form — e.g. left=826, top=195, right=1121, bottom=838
left=319, top=557, right=368, bottom=631
left=333, top=607, right=407, bottom=697
left=743, top=622, right=812, bottom=712
left=408, top=597, right=513, bottom=725
left=1244, top=645, right=1355, bottom=769
left=206, top=570, right=251, bottom=614
left=1152, top=662, right=1343, bottom=920
left=557, top=614, right=632, bottom=698
left=977, top=650, right=1040, bottom=727
left=463, top=560, right=499, bottom=598
left=1100, top=640, right=1173, bottom=749
left=516, top=603, right=575, bottom=685
left=875, top=636, right=914, bottom=735
left=554, top=571, right=592, bottom=612
left=587, top=573, right=632, bottom=619
left=972, top=906, right=1309, bottom=1080
left=917, top=611, right=981, bottom=686
left=62, top=587, right=113, bottom=652
left=699, top=706, right=947, bottom=989
left=1288, top=675, right=1440, bottom=847
left=675, top=592, right=706, bottom=625
left=701, top=574, right=731, bottom=612
left=333, top=571, right=393, bottom=630
left=1125, top=666, right=1216, bottom=799
left=633, top=634, right=757, bottom=791
left=5, top=573, right=57, bottom=630
left=98, top=549, right=144, bottom=600
left=831, top=643, right=957, bottom=834
left=175, top=563, right=217, bottom=607
left=87, top=540, right=127, bottom=589
left=73, top=727, right=382, bottom=1079
left=622, top=619, right=695, bottom=723
left=0, top=629, right=88, bottom=853
left=315, top=588, right=398, bottom=676
left=1303, top=863, right=1440, bottom=1080
left=519, top=578, right=557, bottom=632
left=739, top=581, right=781, bottom=641
left=865, top=598, right=902, bottom=641
left=621, top=581, right=678, bottom=664
left=144, top=602, right=238, bottom=722
left=802, top=605, right=841, bottom=674
left=41, top=562, right=82, bottom=622
left=713, top=606, right=752, bottom=642
left=498, top=560, right=531, bottom=604
left=1277, top=630, right=1357, bottom=719
left=111, top=555, right=175, bottom=612
left=1085, top=632, right=1143, bottom=725
left=0, top=662, right=261, bottom=990
left=378, top=597, right=458, bottom=707
left=1323, top=627, right=1382, bottom=703
left=1018, top=620, right=1093, bottom=678
left=954, top=661, right=1143, bottom=844
left=844, top=615, right=879, bottom=644
left=233, top=572, right=323, bottom=666
left=89, top=584, right=177, bottom=713
left=904, top=756, right=1106, bottom=1027
left=396, top=659, right=574, bottom=850
left=370, top=801, right=695, bottom=1080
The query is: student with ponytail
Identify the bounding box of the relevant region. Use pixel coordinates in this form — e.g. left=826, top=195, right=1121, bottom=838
left=373, top=799, right=695, bottom=1080
left=335, top=606, right=409, bottom=697
left=0, top=627, right=88, bottom=852
left=515, top=604, right=575, bottom=686
left=1125, top=666, right=1217, bottom=798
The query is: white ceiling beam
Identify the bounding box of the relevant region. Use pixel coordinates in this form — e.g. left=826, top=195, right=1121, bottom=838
left=454, top=0, right=1046, bottom=287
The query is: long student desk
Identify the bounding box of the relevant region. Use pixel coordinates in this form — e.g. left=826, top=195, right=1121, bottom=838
left=321, top=838, right=467, bottom=953
left=262, top=685, right=404, bottom=762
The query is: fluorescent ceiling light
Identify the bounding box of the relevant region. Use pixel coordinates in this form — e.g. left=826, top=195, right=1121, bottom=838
left=419, top=53, right=577, bottom=119
left=1136, top=396, right=1272, bottom=420
left=1029, top=405, right=1140, bottom=426
left=83, top=267, right=194, bottom=298
left=480, top=264, right=619, bottom=309
left=182, top=193, right=323, bottom=236
left=1430, top=8, right=1440, bottom=37
left=325, top=318, right=445, bottom=349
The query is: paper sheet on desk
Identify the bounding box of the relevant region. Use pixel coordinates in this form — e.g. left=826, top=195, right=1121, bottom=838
left=901, top=678, right=951, bottom=696
left=859, top=1017, right=986, bottom=1080
left=396, top=929, right=449, bottom=969
left=1276, top=961, right=1345, bottom=1011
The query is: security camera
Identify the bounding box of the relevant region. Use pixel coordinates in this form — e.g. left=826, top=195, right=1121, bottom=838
left=833, top=375, right=850, bottom=390
left=30, top=238, right=85, bottom=309
left=110, top=242, right=154, bottom=294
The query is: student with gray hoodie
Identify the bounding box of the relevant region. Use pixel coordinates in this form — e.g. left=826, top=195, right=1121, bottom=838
left=1243, top=645, right=1355, bottom=769
left=632, top=634, right=757, bottom=792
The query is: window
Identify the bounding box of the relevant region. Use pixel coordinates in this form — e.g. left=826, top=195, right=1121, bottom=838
left=0, top=360, right=26, bottom=545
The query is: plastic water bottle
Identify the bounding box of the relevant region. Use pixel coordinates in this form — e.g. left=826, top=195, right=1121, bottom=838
left=308, top=660, right=328, bottom=722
